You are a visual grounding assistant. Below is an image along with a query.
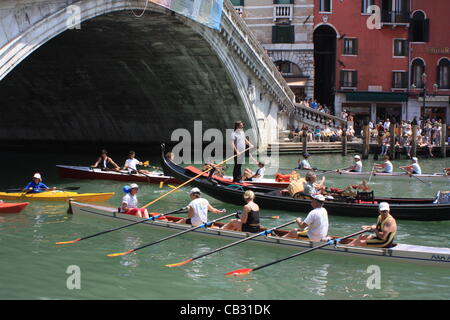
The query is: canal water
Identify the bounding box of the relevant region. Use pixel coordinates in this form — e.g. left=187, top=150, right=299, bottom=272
left=0, top=148, right=449, bottom=299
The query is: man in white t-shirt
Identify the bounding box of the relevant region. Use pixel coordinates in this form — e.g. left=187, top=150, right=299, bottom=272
left=296, top=153, right=314, bottom=170
left=231, top=121, right=253, bottom=182
left=283, top=194, right=329, bottom=242
left=341, top=155, right=363, bottom=173
left=400, top=157, right=422, bottom=175
left=177, top=188, right=226, bottom=227
left=123, top=151, right=150, bottom=175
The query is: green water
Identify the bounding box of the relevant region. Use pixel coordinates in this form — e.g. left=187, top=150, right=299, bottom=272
left=0, top=149, right=449, bottom=300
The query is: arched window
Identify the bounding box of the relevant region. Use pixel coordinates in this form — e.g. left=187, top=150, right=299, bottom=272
left=411, top=11, right=429, bottom=42
left=437, top=58, right=450, bottom=89
left=275, top=61, right=302, bottom=76
left=411, top=59, right=425, bottom=88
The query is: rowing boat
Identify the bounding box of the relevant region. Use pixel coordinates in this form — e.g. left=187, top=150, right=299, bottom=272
left=160, top=144, right=450, bottom=221
left=0, top=190, right=115, bottom=202
left=279, top=168, right=449, bottom=182
left=56, top=165, right=179, bottom=185
left=68, top=201, right=450, bottom=267
left=0, top=202, right=29, bottom=213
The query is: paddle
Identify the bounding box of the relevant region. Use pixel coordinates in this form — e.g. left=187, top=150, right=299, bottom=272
left=55, top=207, right=187, bottom=245
left=140, top=146, right=252, bottom=210
left=400, top=168, right=432, bottom=186
left=6, top=186, right=80, bottom=193
left=107, top=212, right=237, bottom=257
left=165, top=220, right=296, bottom=268
left=224, top=229, right=369, bottom=276
left=367, top=164, right=376, bottom=184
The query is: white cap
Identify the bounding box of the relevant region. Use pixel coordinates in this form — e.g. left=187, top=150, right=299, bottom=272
left=130, top=183, right=139, bottom=189
left=354, top=155, right=361, bottom=159
left=33, top=173, right=42, bottom=180
left=379, top=202, right=390, bottom=212
left=190, top=187, right=201, bottom=194
left=412, top=157, right=418, bottom=162
left=313, top=194, right=326, bottom=202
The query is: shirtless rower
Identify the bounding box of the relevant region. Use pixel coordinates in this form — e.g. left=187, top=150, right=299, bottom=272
left=347, top=202, right=397, bottom=248
left=91, top=149, right=120, bottom=171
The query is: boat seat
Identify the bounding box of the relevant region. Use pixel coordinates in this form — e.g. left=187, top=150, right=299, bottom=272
left=356, top=191, right=375, bottom=203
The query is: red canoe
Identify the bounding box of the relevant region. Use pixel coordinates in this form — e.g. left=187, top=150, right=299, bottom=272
left=0, top=202, right=29, bottom=213
left=56, top=165, right=179, bottom=184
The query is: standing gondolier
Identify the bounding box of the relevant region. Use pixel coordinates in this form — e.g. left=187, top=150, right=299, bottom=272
left=230, top=121, right=253, bottom=182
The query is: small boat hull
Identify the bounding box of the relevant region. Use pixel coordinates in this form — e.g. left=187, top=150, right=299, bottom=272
left=56, top=165, right=179, bottom=185
left=0, top=202, right=29, bottom=213
left=69, top=201, right=450, bottom=268
left=0, top=191, right=115, bottom=202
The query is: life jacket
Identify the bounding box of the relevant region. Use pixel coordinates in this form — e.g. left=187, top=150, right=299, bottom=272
left=275, top=173, right=292, bottom=182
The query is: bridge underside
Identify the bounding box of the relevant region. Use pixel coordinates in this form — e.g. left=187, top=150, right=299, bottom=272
left=0, top=11, right=249, bottom=144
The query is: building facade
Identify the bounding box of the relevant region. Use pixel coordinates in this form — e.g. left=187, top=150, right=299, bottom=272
left=231, top=0, right=315, bottom=101
left=312, top=0, right=450, bottom=132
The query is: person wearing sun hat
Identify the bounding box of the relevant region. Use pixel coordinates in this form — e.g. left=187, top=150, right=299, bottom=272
left=348, top=202, right=397, bottom=248
left=120, top=183, right=149, bottom=219
left=283, top=194, right=329, bottom=242
left=400, top=157, right=422, bottom=175
left=23, top=173, right=52, bottom=193
left=340, top=155, right=363, bottom=173
left=177, top=187, right=225, bottom=227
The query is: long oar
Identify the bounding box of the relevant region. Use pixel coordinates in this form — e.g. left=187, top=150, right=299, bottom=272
left=224, top=229, right=369, bottom=276
left=107, top=212, right=237, bottom=257
left=55, top=207, right=187, bottom=245
left=140, top=146, right=252, bottom=210
left=6, top=186, right=80, bottom=193
left=165, top=220, right=296, bottom=268
left=400, top=168, right=432, bottom=186
left=367, top=164, right=376, bottom=184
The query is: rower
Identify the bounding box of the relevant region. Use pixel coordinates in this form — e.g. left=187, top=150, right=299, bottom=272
left=123, top=151, right=151, bottom=175
left=177, top=188, right=225, bottom=226
left=445, top=168, right=450, bottom=175
left=243, top=161, right=265, bottom=181
left=91, top=149, right=120, bottom=171
left=221, top=190, right=260, bottom=233
left=399, top=157, right=422, bottom=175
left=119, top=183, right=149, bottom=219
left=375, top=155, right=393, bottom=173
left=303, top=172, right=326, bottom=197
left=23, top=173, right=54, bottom=193
left=282, top=194, right=329, bottom=242
left=296, top=153, right=315, bottom=171
left=341, top=155, right=363, bottom=173
left=347, top=202, right=397, bottom=248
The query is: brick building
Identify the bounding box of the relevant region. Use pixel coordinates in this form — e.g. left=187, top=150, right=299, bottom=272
left=312, top=0, right=450, bottom=132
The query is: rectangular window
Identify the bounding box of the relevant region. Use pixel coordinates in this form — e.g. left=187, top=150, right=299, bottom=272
left=340, top=70, right=358, bottom=87
left=392, top=71, right=407, bottom=88
left=274, top=0, right=294, bottom=4
left=231, top=0, right=244, bottom=5
left=393, top=39, right=407, bottom=57
left=343, top=38, right=358, bottom=55
left=272, top=25, right=295, bottom=43
left=320, top=0, right=332, bottom=13
left=361, top=0, right=375, bottom=14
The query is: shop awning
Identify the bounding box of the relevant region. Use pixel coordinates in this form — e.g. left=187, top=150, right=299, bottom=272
left=285, top=77, right=309, bottom=87
left=345, top=92, right=408, bottom=102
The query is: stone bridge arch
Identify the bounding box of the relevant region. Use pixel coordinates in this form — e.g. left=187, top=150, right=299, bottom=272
left=0, top=0, right=296, bottom=147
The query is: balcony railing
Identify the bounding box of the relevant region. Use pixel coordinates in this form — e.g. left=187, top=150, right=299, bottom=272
left=340, top=81, right=358, bottom=88
left=273, top=4, right=293, bottom=21
left=293, top=103, right=348, bottom=129
left=381, top=10, right=410, bottom=25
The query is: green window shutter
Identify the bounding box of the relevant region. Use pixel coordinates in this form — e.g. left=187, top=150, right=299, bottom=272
left=392, top=72, right=396, bottom=88
left=289, top=25, right=295, bottom=43
left=272, top=26, right=277, bottom=43
left=231, top=0, right=244, bottom=6
left=354, top=39, right=358, bottom=55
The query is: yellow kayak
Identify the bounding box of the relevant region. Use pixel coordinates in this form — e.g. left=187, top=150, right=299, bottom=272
left=0, top=190, right=115, bottom=202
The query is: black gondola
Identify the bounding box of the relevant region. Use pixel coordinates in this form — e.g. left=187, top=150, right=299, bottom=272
left=161, top=144, right=450, bottom=221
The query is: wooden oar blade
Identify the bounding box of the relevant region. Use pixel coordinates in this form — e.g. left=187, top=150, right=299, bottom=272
left=55, top=238, right=81, bottom=245
left=165, top=258, right=193, bottom=268
left=224, top=268, right=253, bottom=276
left=107, top=249, right=134, bottom=257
